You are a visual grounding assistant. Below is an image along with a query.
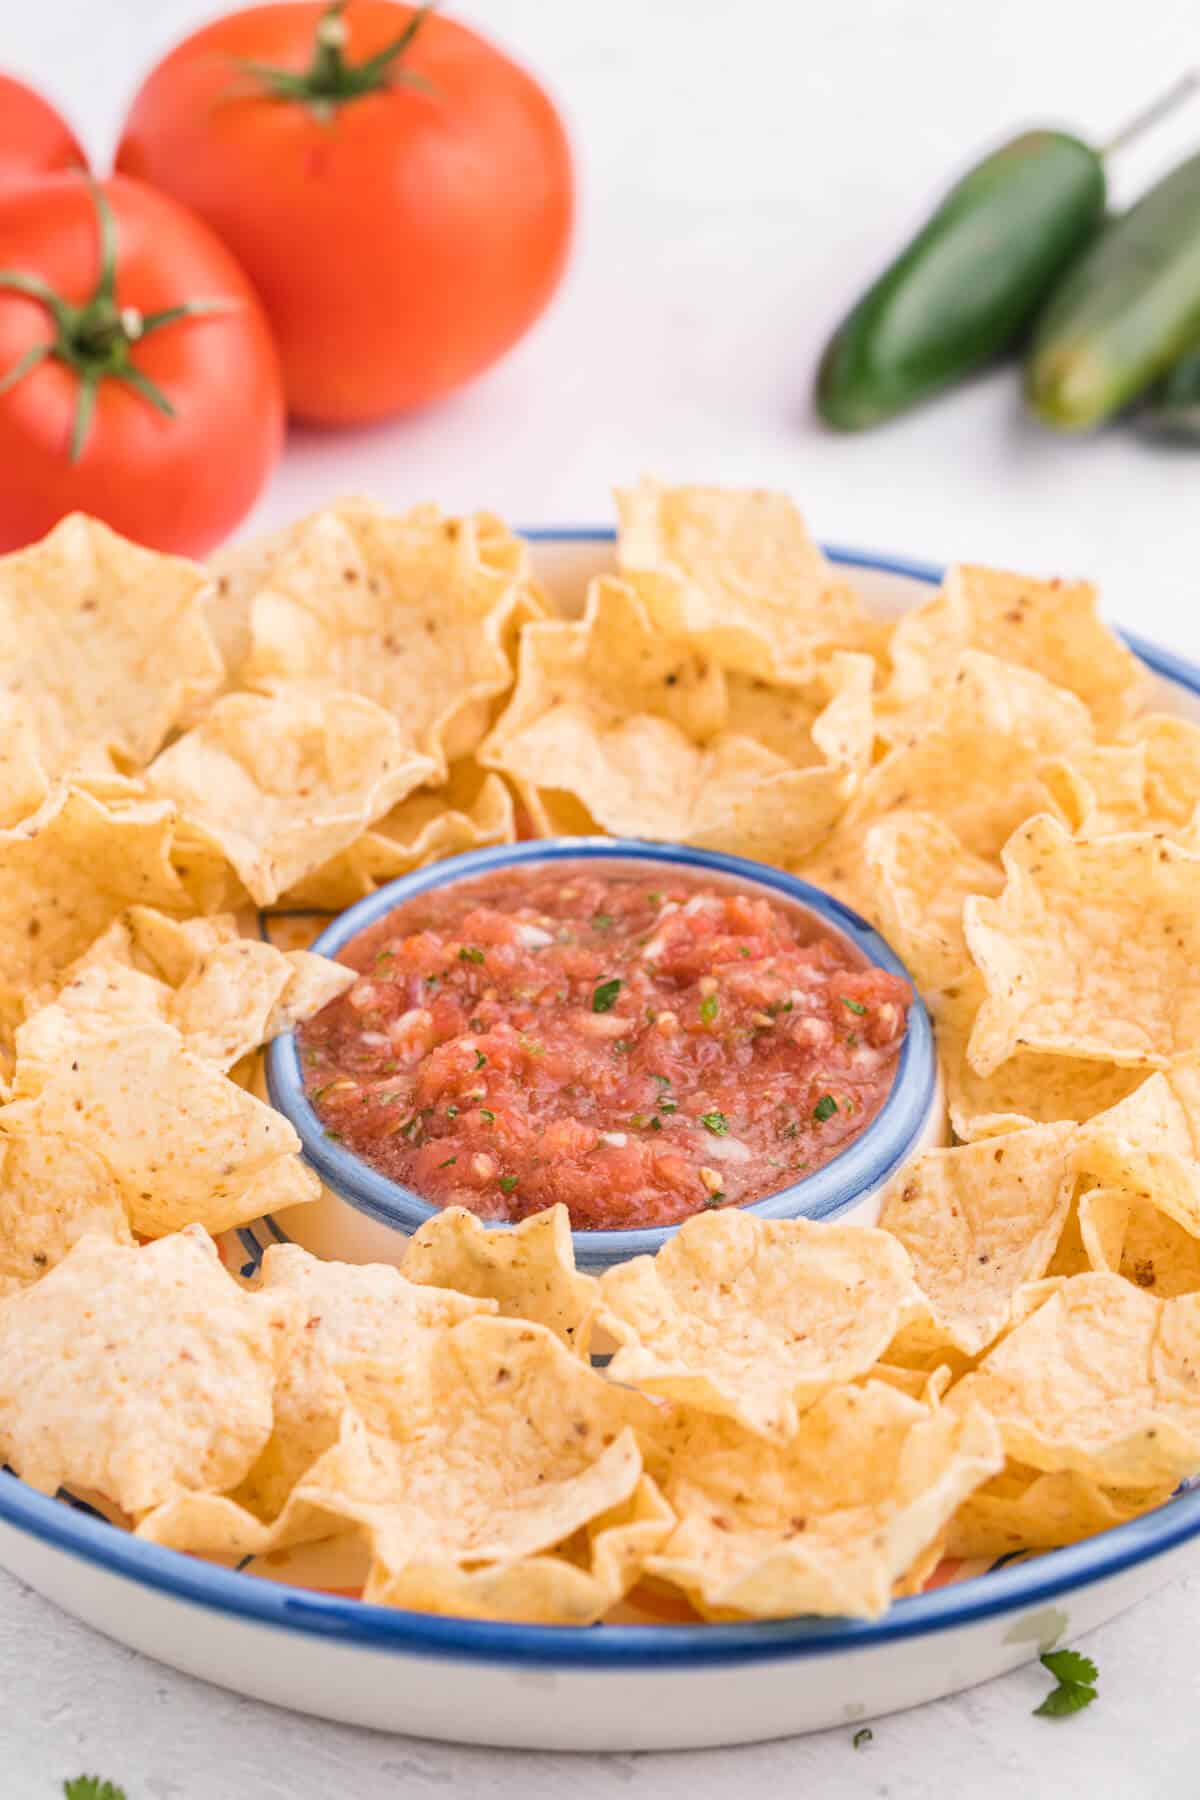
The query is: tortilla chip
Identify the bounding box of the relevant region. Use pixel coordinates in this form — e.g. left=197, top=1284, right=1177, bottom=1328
left=1040, top=716, right=1200, bottom=847
left=678, top=754, right=856, bottom=866
left=166, top=844, right=242, bottom=920
left=281, top=1317, right=659, bottom=1620
left=1043, top=1188, right=1092, bottom=1278
left=1071, top=1062, right=1200, bottom=1234
left=867, top=1363, right=955, bottom=1406
left=835, top=652, right=1092, bottom=860
left=1076, top=1182, right=1160, bottom=1280
left=281, top=765, right=516, bottom=910
left=402, top=1204, right=597, bottom=1350
left=204, top=498, right=385, bottom=689
left=0, top=693, right=52, bottom=827
left=13, top=960, right=170, bottom=1094
left=596, top=1208, right=928, bottom=1439
left=1040, top=744, right=1144, bottom=836
left=644, top=1381, right=1001, bottom=1619
left=13, top=919, right=352, bottom=1088
left=139, top=1245, right=497, bottom=1552
left=208, top=499, right=537, bottom=687
left=964, top=817, right=1200, bottom=1075
left=687, top=653, right=875, bottom=860
left=0, top=1021, right=318, bottom=1238
left=0, top=1120, right=131, bottom=1297
left=239, top=503, right=532, bottom=773
left=260, top=913, right=331, bottom=954
left=364, top=1472, right=674, bottom=1624
left=170, top=941, right=353, bottom=1068
left=1129, top=714, right=1200, bottom=826
left=883, top=563, right=1149, bottom=738
left=480, top=573, right=853, bottom=848
left=483, top=573, right=726, bottom=753
left=235, top=1242, right=495, bottom=1521
left=948, top=1271, right=1200, bottom=1487
left=930, top=979, right=1144, bottom=1140
left=0, top=785, right=190, bottom=1045
left=134, top=1486, right=339, bottom=1559
left=615, top=478, right=866, bottom=679
left=859, top=812, right=1004, bottom=992
left=102, top=906, right=241, bottom=986
left=1078, top=1185, right=1200, bottom=1298
left=723, top=652, right=876, bottom=773
left=0, top=1227, right=300, bottom=1515
left=878, top=1124, right=1076, bottom=1355
left=257, top=1242, right=493, bottom=1341
left=948, top=1460, right=1173, bottom=1559
left=145, top=688, right=436, bottom=906
left=0, top=514, right=222, bottom=784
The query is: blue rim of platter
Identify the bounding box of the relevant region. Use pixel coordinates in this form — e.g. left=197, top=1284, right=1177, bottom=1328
left=3, top=531, right=1200, bottom=1670
left=264, top=840, right=938, bottom=1271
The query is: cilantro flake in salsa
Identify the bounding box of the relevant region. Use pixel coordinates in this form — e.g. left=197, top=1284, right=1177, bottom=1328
left=299, top=863, right=911, bottom=1231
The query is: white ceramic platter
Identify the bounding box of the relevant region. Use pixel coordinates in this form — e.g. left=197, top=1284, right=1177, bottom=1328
left=3, top=531, right=1200, bottom=1751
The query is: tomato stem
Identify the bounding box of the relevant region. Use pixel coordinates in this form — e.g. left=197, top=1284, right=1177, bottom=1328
left=0, top=176, right=238, bottom=463
left=234, top=2, right=437, bottom=114
left=0, top=341, right=49, bottom=397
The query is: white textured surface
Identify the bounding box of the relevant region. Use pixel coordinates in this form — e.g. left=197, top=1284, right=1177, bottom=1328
left=4, top=0, right=1200, bottom=1790
left=3, top=1562, right=1200, bottom=1796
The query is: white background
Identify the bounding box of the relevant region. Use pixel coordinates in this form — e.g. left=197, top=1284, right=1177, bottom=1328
left=4, top=0, right=1200, bottom=1792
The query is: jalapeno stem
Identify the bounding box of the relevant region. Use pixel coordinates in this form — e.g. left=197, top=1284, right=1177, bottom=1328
left=1102, top=70, right=1200, bottom=157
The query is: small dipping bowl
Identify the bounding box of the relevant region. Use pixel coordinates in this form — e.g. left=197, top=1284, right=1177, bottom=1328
left=265, top=839, right=943, bottom=1273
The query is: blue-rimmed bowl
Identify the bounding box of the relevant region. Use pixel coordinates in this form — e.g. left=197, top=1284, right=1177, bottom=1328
left=5, top=531, right=1200, bottom=1751
left=265, top=840, right=941, bottom=1273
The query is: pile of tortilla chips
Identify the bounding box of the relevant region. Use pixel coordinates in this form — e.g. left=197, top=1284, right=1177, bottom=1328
left=2, top=479, right=1200, bottom=1625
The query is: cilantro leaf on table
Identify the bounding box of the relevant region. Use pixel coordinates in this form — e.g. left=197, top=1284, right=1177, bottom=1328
left=1041, top=1648, right=1098, bottom=1686
left=64, top=1780, right=128, bottom=1800
left=1034, top=1647, right=1098, bottom=1717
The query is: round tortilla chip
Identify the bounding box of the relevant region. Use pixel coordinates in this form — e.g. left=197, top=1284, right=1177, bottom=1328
left=402, top=1204, right=597, bottom=1350
left=965, top=817, right=1200, bottom=1074
left=146, top=687, right=436, bottom=907
left=878, top=1123, right=1076, bottom=1356
left=280, top=764, right=515, bottom=910
left=948, top=1271, right=1200, bottom=1488
left=240, top=503, right=533, bottom=773
left=0, top=512, right=222, bottom=784
left=0, top=1227, right=300, bottom=1515
left=881, top=562, right=1149, bottom=739
left=948, top=1460, right=1174, bottom=1559
left=615, top=478, right=866, bottom=680
left=0, top=1020, right=318, bottom=1239
left=644, top=1381, right=1001, bottom=1620
left=233, top=1242, right=495, bottom=1523
left=596, top=1208, right=930, bottom=1439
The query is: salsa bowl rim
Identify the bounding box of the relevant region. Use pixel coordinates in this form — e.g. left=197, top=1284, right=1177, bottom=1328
left=264, top=839, right=939, bottom=1267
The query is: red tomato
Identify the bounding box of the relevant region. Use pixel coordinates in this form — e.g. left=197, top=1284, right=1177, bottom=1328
left=0, top=173, right=284, bottom=556
left=0, top=74, right=85, bottom=182
left=116, top=2, right=573, bottom=424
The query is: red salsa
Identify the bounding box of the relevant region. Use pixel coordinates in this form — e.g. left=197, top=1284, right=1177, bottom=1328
left=299, top=864, right=911, bottom=1231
